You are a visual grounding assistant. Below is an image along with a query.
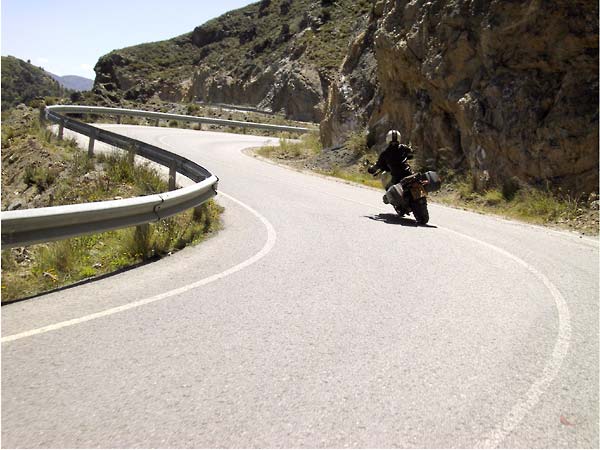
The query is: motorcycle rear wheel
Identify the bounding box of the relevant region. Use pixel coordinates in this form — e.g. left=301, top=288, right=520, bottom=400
left=393, top=205, right=406, bottom=216
left=411, top=197, right=429, bottom=224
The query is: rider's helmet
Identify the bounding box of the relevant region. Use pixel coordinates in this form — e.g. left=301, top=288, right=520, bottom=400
left=386, top=129, right=401, bottom=144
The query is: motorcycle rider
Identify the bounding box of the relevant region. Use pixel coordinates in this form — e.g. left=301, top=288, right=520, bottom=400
left=367, top=129, right=414, bottom=189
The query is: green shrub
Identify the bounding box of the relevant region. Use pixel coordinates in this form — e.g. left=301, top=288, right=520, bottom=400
left=457, top=175, right=478, bottom=201
left=152, top=218, right=178, bottom=253
left=278, top=136, right=304, bottom=157
left=345, top=130, right=368, bottom=157
left=1, top=250, right=17, bottom=271
left=103, top=151, right=136, bottom=183
left=502, top=176, right=521, bottom=201
left=123, top=225, right=153, bottom=260
left=484, top=189, right=504, bottom=206
left=193, top=200, right=224, bottom=234
left=97, top=150, right=168, bottom=194
left=509, top=189, right=581, bottom=222
left=37, top=240, right=80, bottom=275
left=23, top=166, right=57, bottom=191
left=186, top=104, right=200, bottom=115
left=78, top=266, right=97, bottom=278
left=71, top=150, right=94, bottom=176
left=302, top=131, right=322, bottom=154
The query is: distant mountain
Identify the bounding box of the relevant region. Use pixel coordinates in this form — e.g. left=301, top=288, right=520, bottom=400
left=1, top=55, right=65, bottom=110
left=47, top=73, right=93, bottom=92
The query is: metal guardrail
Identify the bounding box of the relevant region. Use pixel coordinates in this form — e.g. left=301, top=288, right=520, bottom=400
left=195, top=101, right=277, bottom=116
left=1, top=105, right=230, bottom=249
left=1, top=104, right=316, bottom=249
left=48, top=105, right=314, bottom=134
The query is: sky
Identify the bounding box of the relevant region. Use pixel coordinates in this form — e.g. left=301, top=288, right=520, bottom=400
left=1, top=0, right=257, bottom=79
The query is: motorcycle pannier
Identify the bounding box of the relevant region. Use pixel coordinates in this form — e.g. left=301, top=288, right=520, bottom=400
left=385, top=183, right=405, bottom=207
left=423, top=171, right=441, bottom=192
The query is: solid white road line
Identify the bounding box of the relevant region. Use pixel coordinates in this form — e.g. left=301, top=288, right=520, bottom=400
left=263, top=183, right=573, bottom=448
left=1, top=192, right=277, bottom=344
left=2, top=130, right=575, bottom=448
left=446, top=227, right=573, bottom=448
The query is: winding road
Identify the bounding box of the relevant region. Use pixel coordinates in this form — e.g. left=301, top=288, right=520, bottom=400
left=2, top=125, right=598, bottom=448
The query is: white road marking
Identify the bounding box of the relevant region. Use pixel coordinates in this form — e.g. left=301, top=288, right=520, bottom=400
left=201, top=134, right=574, bottom=445
left=1, top=192, right=277, bottom=344
left=295, top=189, right=573, bottom=447
left=2, top=128, right=575, bottom=446
left=445, top=227, right=572, bottom=448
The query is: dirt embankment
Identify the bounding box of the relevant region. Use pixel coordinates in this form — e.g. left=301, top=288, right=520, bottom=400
left=1, top=106, right=144, bottom=213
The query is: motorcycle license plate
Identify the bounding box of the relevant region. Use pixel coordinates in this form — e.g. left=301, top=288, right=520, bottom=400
left=411, top=184, right=427, bottom=199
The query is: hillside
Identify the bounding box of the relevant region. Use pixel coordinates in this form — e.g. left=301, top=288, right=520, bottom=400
left=92, top=0, right=598, bottom=195
left=1, top=56, right=66, bottom=110
left=48, top=73, right=93, bottom=91
left=93, top=0, right=372, bottom=121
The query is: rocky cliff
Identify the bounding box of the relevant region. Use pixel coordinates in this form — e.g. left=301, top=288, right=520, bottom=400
left=93, top=0, right=372, bottom=122
left=321, top=0, right=599, bottom=193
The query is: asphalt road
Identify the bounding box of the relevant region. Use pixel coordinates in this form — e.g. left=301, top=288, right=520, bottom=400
left=2, top=125, right=598, bottom=448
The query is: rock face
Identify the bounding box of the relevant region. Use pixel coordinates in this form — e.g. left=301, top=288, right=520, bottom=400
left=92, top=0, right=373, bottom=123
left=322, top=0, right=599, bottom=193
left=321, top=17, right=380, bottom=148
left=188, top=61, right=324, bottom=122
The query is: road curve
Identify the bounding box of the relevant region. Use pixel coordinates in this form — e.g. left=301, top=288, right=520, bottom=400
left=2, top=126, right=598, bottom=448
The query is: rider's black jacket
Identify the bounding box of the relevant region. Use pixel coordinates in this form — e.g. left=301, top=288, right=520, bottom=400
left=372, top=142, right=414, bottom=180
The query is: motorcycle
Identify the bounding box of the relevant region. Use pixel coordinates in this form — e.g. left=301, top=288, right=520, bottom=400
left=370, top=162, right=441, bottom=225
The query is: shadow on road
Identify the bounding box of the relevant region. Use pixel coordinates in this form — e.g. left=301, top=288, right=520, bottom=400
left=364, top=213, right=438, bottom=229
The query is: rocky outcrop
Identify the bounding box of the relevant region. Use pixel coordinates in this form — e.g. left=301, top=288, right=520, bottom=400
left=94, top=53, right=135, bottom=91
left=92, top=0, right=372, bottom=123
left=322, top=0, right=599, bottom=193
left=320, top=14, right=381, bottom=148
left=187, top=60, right=324, bottom=122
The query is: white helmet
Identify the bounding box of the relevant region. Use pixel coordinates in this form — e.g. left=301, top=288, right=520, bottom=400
left=386, top=129, right=401, bottom=144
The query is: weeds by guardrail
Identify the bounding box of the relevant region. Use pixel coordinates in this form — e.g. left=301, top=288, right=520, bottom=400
left=1, top=105, right=221, bottom=248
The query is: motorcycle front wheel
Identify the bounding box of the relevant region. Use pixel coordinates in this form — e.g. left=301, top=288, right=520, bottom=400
left=411, top=197, right=429, bottom=224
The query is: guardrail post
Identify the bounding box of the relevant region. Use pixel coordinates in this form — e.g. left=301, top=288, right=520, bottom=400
left=58, top=119, right=65, bottom=139
left=87, top=130, right=96, bottom=158
left=169, top=163, right=177, bottom=191
left=155, top=119, right=160, bottom=127
left=193, top=205, right=204, bottom=221
left=134, top=224, right=151, bottom=260
left=116, top=115, right=121, bottom=124
left=128, top=143, right=137, bottom=165
left=39, top=107, right=46, bottom=125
